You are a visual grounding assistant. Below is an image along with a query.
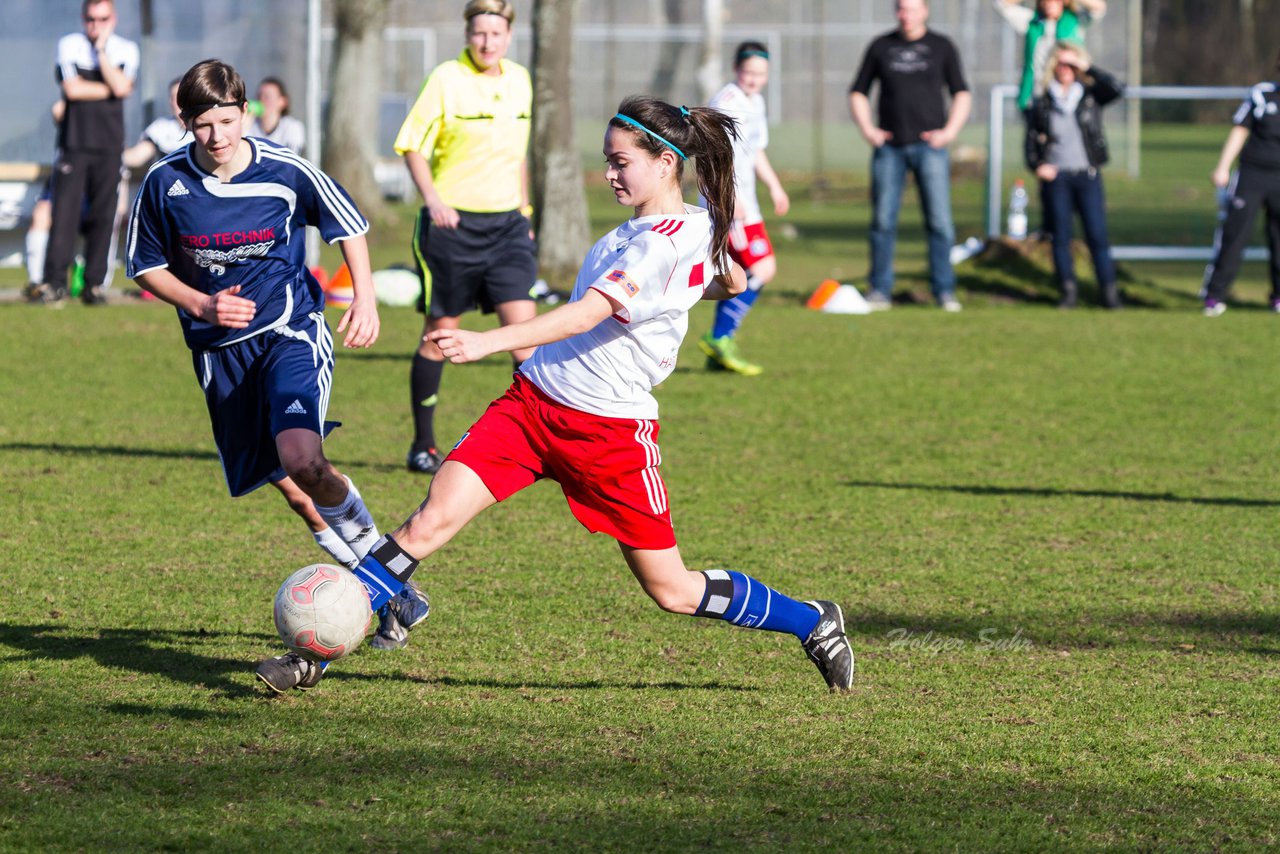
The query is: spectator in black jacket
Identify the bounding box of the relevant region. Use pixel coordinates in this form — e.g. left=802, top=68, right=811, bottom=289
left=1025, top=41, right=1123, bottom=308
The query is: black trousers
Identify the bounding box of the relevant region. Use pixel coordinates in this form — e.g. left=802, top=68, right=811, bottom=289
left=43, top=149, right=122, bottom=292
left=1202, top=165, right=1280, bottom=303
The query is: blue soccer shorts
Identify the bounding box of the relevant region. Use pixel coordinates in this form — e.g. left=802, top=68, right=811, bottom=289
left=192, top=311, right=336, bottom=497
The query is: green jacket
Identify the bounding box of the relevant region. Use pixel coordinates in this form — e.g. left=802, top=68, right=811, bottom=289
left=1019, top=10, right=1084, bottom=110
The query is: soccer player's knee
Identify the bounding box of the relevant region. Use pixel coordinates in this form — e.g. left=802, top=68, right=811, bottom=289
left=282, top=455, right=329, bottom=492
left=644, top=580, right=698, bottom=615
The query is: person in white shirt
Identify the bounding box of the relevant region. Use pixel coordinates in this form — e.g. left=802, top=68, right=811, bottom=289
left=345, top=96, right=855, bottom=695
left=698, top=41, right=790, bottom=377
left=124, top=78, right=188, bottom=168
left=245, top=77, right=306, bottom=155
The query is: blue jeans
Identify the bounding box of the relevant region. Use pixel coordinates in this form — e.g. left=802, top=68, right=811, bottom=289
left=869, top=142, right=956, bottom=299
left=1041, top=169, right=1115, bottom=287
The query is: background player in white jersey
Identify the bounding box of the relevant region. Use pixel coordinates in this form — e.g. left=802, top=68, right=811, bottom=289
left=346, top=96, right=853, bottom=695
left=124, top=78, right=189, bottom=168
left=124, top=60, right=428, bottom=691
left=698, top=41, right=790, bottom=377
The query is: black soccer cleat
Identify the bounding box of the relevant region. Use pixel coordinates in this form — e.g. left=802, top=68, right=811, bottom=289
left=369, top=580, right=431, bottom=650
left=255, top=652, right=325, bottom=693
left=406, top=448, right=445, bottom=475
left=802, top=600, right=854, bottom=692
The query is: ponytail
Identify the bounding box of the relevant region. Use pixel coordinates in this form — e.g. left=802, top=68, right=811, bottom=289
left=610, top=96, right=739, bottom=270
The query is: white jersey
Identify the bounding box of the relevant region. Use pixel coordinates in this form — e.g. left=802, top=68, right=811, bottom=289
left=246, top=115, right=307, bottom=156
left=707, top=83, right=768, bottom=224
left=520, top=206, right=716, bottom=420
left=139, top=116, right=189, bottom=156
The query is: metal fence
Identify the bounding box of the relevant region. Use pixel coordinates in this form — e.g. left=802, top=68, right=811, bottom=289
left=1, top=0, right=1138, bottom=172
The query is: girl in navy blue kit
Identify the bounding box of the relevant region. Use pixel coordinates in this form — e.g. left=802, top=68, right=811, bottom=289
left=125, top=59, right=428, bottom=691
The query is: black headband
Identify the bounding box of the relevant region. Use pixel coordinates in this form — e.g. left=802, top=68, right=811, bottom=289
left=180, top=99, right=246, bottom=121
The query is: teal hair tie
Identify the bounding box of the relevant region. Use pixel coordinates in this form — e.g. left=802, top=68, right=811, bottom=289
left=680, top=106, right=690, bottom=117
left=613, top=113, right=688, bottom=160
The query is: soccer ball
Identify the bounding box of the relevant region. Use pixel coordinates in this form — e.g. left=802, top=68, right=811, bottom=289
left=273, top=563, right=372, bottom=662
left=372, top=266, right=423, bottom=307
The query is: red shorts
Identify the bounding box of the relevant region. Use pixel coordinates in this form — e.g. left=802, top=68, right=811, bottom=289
left=727, top=220, right=773, bottom=269
left=447, top=375, right=675, bottom=549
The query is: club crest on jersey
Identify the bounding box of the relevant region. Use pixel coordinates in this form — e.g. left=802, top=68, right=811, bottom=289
left=605, top=269, right=640, bottom=297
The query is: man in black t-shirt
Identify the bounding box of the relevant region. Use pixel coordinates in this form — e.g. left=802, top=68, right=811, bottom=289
left=849, top=0, right=971, bottom=311
left=35, top=0, right=139, bottom=306
left=1201, top=53, right=1280, bottom=316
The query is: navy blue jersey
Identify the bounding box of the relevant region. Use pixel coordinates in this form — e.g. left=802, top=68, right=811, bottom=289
left=126, top=137, right=368, bottom=350
left=1234, top=82, right=1280, bottom=171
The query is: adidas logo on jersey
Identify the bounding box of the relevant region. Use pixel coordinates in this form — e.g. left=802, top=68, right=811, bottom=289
left=285, top=399, right=308, bottom=415
left=167, top=179, right=190, bottom=197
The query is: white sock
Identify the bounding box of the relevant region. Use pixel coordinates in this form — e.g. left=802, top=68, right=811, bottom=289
left=26, top=229, right=48, bottom=284
left=313, top=527, right=358, bottom=569
left=313, top=476, right=381, bottom=561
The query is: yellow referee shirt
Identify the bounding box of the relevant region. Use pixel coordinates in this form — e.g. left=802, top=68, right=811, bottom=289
left=393, top=49, right=532, bottom=213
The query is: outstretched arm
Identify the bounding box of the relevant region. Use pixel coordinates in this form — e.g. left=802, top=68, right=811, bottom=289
left=429, top=288, right=617, bottom=364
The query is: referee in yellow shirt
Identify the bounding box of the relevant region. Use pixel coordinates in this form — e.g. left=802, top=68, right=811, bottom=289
left=393, top=0, right=536, bottom=475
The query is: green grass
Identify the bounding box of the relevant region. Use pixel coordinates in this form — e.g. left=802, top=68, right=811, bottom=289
left=3, top=147, right=1280, bottom=850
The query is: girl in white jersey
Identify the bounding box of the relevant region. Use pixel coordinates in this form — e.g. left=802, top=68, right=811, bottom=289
left=698, top=41, right=791, bottom=377
left=341, top=97, right=853, bottom=694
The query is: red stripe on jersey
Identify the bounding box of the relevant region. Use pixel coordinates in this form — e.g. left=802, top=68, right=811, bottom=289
left=688, top=259, right=705, bottom=288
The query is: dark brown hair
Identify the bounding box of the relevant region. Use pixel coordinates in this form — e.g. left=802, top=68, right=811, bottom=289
left=177, top=59, right=246, bottom=124
left=258, top=76, right=291, bottom=116
left=610, top=96, right=739, bottom=270
left=734, top=41, right=770, bottom=69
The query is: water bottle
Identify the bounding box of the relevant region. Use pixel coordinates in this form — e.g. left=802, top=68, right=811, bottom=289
left=1007, top=179, right=1029, bottom=240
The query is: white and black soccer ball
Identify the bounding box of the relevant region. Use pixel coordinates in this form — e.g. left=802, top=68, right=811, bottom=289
left=273, top=564, right=372, bottom=662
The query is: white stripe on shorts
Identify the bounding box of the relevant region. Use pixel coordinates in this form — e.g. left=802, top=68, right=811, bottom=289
left=634, top=420, right=667, bottom=515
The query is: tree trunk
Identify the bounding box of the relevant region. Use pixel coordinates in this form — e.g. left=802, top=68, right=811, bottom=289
left=323, top=0, right=387, bottom=222
left=695, top=0, right=723, bottom=105
left=649, top=0, right=686, bottom=101
left=531, top=0, right=591, bottom=290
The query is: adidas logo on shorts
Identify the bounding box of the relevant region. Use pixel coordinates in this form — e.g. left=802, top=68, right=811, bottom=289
left=285, top=399, right=307, bottom=415
left=167, top=179, right=191, bottom=197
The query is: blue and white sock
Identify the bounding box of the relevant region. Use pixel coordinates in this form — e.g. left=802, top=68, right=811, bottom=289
left=693, top=569, right=820, bottom=640
left=711, top=277, right=762, bottom=340
left=313, top=476, right=380, bottom=561
left=313, top=527, right=358, bottom=569
left=352, top=534, right=418, bottom=612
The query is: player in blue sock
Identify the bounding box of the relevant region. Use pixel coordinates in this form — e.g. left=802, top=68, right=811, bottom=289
left=696, top=42, right=790, bottom=377
left=344, top=96, right=852, bottom=692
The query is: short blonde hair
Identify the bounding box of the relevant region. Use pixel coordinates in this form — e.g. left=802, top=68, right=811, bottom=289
left=464, top=0, right=514, bottom=27
left=1041, top=39, right=1092, bottom=90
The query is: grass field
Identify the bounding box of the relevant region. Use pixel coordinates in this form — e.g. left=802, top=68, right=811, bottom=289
left=3, top=146, right=1280, bottom=850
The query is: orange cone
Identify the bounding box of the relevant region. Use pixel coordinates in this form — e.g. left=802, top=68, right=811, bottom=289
left=806, top=279, right=841, bottom=310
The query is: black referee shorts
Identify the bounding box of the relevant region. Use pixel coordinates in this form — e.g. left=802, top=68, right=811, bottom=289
left=412, top=208, right=537, bottom=316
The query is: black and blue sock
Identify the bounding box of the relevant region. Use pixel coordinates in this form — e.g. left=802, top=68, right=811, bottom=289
left=693, top=569, right=820, bottom=640
left=353, top=534, right=418, bottom=612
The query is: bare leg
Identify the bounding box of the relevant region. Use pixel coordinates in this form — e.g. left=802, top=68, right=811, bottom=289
left=390, top=460, right=499, bottom=559
left=617, top=543, right=707, bottom=614
left=269, top=475, right=326, bottom=532
left=493, top=299, right=538, bottom=364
